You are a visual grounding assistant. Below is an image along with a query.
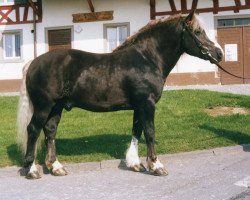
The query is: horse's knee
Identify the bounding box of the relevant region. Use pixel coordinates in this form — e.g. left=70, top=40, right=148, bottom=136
left=44, top=123, right=57, bottom=137
left=27, top=122, right=39, bottom=135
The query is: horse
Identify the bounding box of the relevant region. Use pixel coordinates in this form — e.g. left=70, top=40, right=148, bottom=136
left=17, top=10, right=223, bottom=179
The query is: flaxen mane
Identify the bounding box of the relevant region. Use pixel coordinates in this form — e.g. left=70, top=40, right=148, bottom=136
left=113, top=14, right=201, bottom=52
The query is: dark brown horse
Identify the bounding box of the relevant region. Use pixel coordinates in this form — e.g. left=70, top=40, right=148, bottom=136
left=17, top=11, right=223, bottom=179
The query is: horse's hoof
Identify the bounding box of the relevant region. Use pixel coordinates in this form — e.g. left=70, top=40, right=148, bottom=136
left=26, top=171, right=42, bottom=179
left=131, top=163, right=147, bottom=172
left=52, top=167, right=68, bottom=176
left=147, top=158, right=168, bottom=176
left=150, top=167, right=168, bottom=176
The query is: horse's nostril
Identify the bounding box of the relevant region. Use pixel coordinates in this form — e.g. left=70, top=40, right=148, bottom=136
left=217, top=50, right=223, bottom=60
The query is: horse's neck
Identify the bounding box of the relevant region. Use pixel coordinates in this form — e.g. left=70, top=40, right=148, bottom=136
left=135, top=29, right=183, bottom=79
left=160, top=41, right=183, bottom=78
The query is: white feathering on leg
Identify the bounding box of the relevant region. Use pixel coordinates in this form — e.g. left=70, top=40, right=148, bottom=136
left=126, top=136, right=140, bottom=167
left=29, top=161, right=38, bottom=174
left=52, top=160, right=64, bottom=171
left=147, top=158, right=164, bottom=171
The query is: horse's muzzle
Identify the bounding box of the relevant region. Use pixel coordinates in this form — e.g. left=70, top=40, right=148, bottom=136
left=216, top=48, right=224, bottom=62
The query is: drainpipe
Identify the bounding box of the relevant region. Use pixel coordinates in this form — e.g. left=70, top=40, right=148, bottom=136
left=32, top=10, right=37, bottom=58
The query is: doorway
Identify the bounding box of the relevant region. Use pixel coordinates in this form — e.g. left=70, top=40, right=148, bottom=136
left=217, top=17, right=250, bottom=84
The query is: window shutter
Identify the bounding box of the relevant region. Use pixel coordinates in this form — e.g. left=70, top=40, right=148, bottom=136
left=48, top=29, right=71, bottom=51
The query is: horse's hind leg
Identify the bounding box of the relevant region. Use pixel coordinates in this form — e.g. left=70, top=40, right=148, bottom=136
left=126, top=109, right=146, bottom=172
left=24, top=109, right=51, bottom=179
left=43, top=105, right=67, bottom=176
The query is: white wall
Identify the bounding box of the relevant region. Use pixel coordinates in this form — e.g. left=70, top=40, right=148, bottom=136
left=0, top=22, right=34, bottom=80
left=0, top=0, right=249, bottom=80
left=36, top=0, right=149, bottom=55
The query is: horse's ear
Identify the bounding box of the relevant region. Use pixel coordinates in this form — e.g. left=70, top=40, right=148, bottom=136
left=185, top=9, right=196, bottom=23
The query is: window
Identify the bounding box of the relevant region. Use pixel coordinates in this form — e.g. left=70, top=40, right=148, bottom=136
left=0, top=0, right=14, bottom=5
left=218, top=18, right=250, bottom=27
left=104, top=23, right=129, bottom=52
left=2, top=32, right=21, bottom=60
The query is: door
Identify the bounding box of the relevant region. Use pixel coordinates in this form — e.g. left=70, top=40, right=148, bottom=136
left=48, top=28, right=71, bottom=51
left=217, top=27, right=250, bottom=84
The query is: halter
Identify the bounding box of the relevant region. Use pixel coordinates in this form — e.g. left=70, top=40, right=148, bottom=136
left=182, top=21, right=250, bottom=80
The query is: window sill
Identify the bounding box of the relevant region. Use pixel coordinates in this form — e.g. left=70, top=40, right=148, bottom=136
left=0, top=59, right=24, bottom=63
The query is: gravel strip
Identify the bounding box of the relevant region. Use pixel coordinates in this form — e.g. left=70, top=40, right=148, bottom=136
left=1, top=84, right=250, bottom=96
left=164, top=84, right=250, bottom=96
left=0, top=92, right=19, bottom=96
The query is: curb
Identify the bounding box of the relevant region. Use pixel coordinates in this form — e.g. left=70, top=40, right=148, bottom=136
left=0, top=92, right=19, bottom=96
left=0, top=144, right=249, bottom=178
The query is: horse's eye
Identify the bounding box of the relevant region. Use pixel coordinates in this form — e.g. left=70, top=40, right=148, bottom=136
left=195, top=30, right=201, bottom=35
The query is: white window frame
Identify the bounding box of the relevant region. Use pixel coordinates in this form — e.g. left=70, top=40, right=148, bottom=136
left=1, top=30, right=22, bottom=62
left=104, top=22, right=130, bottom=52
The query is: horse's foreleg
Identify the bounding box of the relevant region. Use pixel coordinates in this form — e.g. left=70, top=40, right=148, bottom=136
left=140, top=100, right=168, bottom=176
left=43, top=106, right=67, bottom=176
left=126, top=109, right=146, bottom=172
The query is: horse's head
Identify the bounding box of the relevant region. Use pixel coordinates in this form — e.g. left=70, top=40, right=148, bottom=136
left=181, top=10, right=223, bottom=64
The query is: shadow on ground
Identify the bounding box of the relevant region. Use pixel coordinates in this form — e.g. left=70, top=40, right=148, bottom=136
left=7, top=133, right=131, bottom=167
left=199, top=124, right=250, bottom=152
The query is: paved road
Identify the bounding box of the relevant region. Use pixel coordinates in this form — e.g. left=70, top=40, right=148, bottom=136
left=0, top=145, right=249, bottom=200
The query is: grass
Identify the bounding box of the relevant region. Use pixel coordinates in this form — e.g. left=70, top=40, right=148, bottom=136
left=0, top=90, right=250, bottom=167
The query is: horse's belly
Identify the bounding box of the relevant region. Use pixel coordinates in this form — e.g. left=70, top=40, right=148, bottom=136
left=76, top=100, right=131, bottom=112
left=73, top=90, right=131, bottom=112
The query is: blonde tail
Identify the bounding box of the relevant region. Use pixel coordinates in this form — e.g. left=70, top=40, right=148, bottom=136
left=17, top=60, right=33, bottom=154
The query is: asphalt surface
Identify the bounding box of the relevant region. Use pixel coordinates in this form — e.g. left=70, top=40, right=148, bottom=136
left=0, top=145, right=249, bottom=200
left=0, top=84, right=250, bottom=200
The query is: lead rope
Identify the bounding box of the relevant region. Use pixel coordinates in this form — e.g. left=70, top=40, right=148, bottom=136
left=202, top=49, right=250, bottom=80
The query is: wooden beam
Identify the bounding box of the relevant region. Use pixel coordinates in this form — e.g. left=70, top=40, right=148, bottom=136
left=154, top=4, right=250, bottom=16
left=150, top=0, right=156, bottom=20
left=191, top=0, right=198, bottom=10
left=181, top=0, right=187, bottom=12
left=0, top=9, right=13, bottom=23
left=0, top=2, right=42, bottom=25
left=168, top=0, right=176, bottom=11
left=235, top=0, right=241, bottom=6
left=26, top=0, right=39, bottom=16
left=37, top=0, right=42, bottom=18
left=246, top=0, right=250, bottom=5
left=212, top=0, right=219, bottom=14
left=72, top=11, right=113, bottom=23
left=15, top=6, right=20, bottom=22
left=87, top=0, right=95, bottom=12
left=23, top=5, right=29, bottom=21
left=234, top=0, right=241, bottom=12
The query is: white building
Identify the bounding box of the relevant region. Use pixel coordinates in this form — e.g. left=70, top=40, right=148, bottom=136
left=0, top=0, right=250, bottom=92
